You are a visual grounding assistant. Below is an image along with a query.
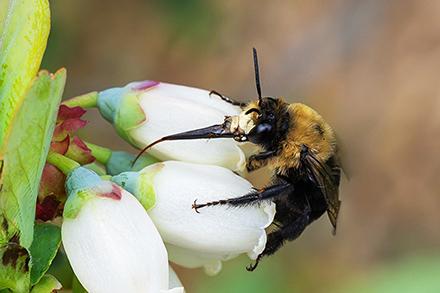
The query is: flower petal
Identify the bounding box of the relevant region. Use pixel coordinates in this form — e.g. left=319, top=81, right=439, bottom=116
left=62, top=186, right=169, bottom=292
left=140, top=161, right=275, bottom=271
left=129, top=83, right=246, bottom=171
left=166, top=243, right=229, bottom=276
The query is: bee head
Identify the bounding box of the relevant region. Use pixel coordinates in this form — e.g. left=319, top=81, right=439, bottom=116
left=229, top=97, right=290, bottom=148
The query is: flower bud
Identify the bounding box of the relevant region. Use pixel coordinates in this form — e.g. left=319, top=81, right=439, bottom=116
left=111, top=161, right=275, bottom=274
left=96, top=81, right=246, bottom=172
left=62, top=167, right=183, bottom=293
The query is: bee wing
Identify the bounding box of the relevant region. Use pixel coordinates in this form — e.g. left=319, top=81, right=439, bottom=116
left=305, top=154, right=341, bottom=234
left=335, top=133, right=351, bottom=180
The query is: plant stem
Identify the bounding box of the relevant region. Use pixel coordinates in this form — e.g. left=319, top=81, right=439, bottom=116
left=62, top=91, right=98, bottom=108
left=100, top=175, right=112, bottom=181
left=46, top=152, right=80, bottom=175
left=84, top=142, right=112, bottom=164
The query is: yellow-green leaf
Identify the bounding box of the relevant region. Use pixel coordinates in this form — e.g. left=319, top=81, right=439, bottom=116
left=0, top=69, right=66, bottom=249
left=0, top=0, right=50, bottom=151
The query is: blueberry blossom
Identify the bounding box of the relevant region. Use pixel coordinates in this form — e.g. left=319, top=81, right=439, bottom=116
left=62, top=167, right=184, bottom=293
left=111, top=161, right=275, bottom=275
left=65, top=81, right=248, bottom=172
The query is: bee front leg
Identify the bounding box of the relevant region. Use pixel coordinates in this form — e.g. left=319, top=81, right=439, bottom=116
left=209, top=90, right=246, bottom=107
left=192, top=182, right=293, bottom=212
left=246, top=150, right=277, bottom=172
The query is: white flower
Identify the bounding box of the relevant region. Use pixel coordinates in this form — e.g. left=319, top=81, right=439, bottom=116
left=95, top=81, right=247, bottom=172
left=111, top=161, right=275, bottom=275
left=62, top=167, right=184, bottom=293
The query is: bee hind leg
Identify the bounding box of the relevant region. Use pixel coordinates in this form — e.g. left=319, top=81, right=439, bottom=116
left=247, top=205, right=311, bottom=271
left=192, top=182, right=293, bottom=211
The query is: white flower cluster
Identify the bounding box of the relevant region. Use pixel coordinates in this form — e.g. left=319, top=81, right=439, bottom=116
left=62, top=82, right=275, bottom=293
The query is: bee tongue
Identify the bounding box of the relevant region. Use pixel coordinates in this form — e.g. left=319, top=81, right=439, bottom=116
left=155, top=123, right=235, bottom=142
left=132, top=123, right=235, bottom=166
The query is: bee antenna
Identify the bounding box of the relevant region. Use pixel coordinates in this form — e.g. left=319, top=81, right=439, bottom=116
left=252, top=47, right=262, bottom=102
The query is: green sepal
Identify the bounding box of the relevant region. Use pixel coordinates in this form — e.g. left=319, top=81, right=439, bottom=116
left=111, top=163, right=162, bottom=211
left=106, top=150, right=158, bottom=176
left=30, top=274, right=61, bottom=293
left=63, top=167, right=103, bottom=219
left=97, top=86, right=146, bottom=146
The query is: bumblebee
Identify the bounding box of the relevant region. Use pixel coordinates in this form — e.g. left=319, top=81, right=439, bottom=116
left=135, top=48, right=342, bottom=271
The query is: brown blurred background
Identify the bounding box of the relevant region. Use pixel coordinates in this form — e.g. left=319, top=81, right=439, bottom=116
left=44, top=0, right=440, bottom=292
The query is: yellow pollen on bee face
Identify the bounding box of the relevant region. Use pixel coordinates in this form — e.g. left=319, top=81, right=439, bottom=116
left=228, top=109, right=257, bottom=135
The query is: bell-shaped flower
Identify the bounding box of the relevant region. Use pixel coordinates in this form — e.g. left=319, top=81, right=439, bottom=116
left=62, top=167, right=184, bottom=293
left=93, top=81, right=247, bottom=172
left=111, top=161, right=275, bottom=275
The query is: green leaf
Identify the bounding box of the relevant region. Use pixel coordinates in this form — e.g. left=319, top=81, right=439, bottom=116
left=72, top=275, right=87, bottom=293
left=0, top=241, right=30, bottom=292
left=0, top=0, right=50, bottom=150
left=30, top=274, right=61, bottom=293
left=0, top=69, right=66, bottom=248
left=29, top=223, right=61, bottom=285
left=46, top=250, right=74, bottom=290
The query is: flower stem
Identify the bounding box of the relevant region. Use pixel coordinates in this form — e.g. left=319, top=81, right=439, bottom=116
left=62, top=91, right=99, bottom=108
left=100, top=175, right=112, bottom=181
left=46, top=152, right=80, bottom=175
left=84, top=142, right=112, bottom=164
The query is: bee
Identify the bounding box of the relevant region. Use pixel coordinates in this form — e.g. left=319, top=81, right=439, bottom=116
left=135, top=48, right=342, bottom=271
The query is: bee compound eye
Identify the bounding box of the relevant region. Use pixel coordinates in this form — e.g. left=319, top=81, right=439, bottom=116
left=248, top=123, right=273, bottom=143
left=256, top=123, right=272, bottom=134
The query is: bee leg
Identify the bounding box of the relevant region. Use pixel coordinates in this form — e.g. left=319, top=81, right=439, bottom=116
left=209, top=90, right=246, bottom=107
left=246, top=150, right=277, bottom=172
left=192, top=182, right=293, bottom=211
left=247, top=205, right=311, bottom=271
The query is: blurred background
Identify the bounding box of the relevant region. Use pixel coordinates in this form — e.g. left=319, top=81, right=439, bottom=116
left=43, top=0, right=440, bottom=292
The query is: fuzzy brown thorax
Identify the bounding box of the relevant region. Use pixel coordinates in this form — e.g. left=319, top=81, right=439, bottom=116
left=273, top=103, right=336, bottom=173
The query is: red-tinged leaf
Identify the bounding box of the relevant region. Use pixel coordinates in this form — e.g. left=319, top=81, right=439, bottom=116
left=64, top=136, right=95, bottom=165
left=35, top=196, right=62, bottom=222
left=50, top=136, right=69, bottom=155
left=51, top=105, right=88, bottom=143
left=57, top=105, right=86, bottom=122
left=38, top=164, right=66, bottom=201
left=52, top=118, right=87, bottom=142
